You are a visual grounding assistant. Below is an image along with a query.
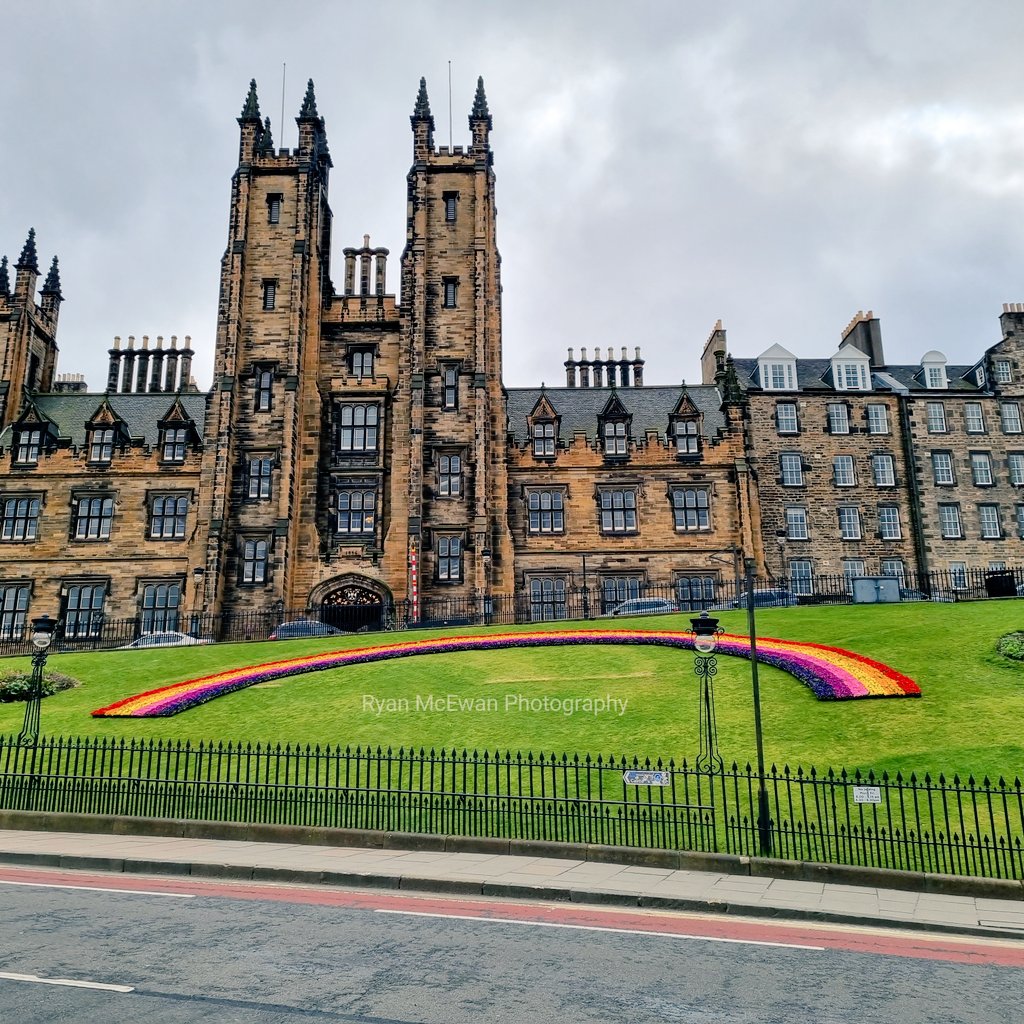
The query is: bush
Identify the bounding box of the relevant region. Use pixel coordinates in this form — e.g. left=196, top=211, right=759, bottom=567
left=996, top=631, right=1024, bottom=662
left=0, top=671, right=79, bottom=704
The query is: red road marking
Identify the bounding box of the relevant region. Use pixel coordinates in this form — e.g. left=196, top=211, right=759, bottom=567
left=2, top=864, right=1021, bottom=968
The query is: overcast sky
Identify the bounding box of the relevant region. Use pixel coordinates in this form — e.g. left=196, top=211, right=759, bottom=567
left=4, top=1, right=1024, bottom=392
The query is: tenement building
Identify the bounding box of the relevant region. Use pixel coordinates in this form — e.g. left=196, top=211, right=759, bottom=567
left=0, top=78, right=1021, bottom=639
left=702, top=309, right=1024, bottom=595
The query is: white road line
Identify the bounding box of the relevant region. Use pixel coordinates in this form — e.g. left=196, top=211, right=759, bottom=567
left=0, top=879, right=194, bottom=898
left=0, top=972, right=134, bottom=993
left=374, top=909, right=824, bottom=950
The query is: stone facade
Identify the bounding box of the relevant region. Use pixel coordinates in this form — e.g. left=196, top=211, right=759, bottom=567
left=0, top=77, right=1021, bottom=640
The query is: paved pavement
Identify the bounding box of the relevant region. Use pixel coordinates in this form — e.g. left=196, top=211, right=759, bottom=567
left=1, top=828, right=1023, bottom=940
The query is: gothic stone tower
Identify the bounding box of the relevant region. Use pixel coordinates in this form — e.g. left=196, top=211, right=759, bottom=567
left=398, top=77, right=514, bottom=616
left=0, top=230, right=62, bottom=426
left=199, top=80, right=333, bottom=616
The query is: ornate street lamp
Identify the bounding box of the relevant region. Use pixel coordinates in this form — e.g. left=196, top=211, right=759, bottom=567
left=17, top=614, right=57, bottom=745
left=690, top=611, right=723, bottom=772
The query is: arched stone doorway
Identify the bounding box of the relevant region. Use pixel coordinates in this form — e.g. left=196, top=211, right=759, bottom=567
left=312, top=576, right=391, bottom=633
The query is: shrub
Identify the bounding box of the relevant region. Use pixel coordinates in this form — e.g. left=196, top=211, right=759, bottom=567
left=0, top=671, right=79, bottom=704
left=996, top=631, right=1024, bottom=662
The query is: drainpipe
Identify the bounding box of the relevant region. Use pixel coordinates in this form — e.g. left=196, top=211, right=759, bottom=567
left=898, top=396, right=929, bottom=577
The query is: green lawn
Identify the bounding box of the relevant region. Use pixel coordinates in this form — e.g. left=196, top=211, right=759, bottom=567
left=2, top=601, right=1022, bottom=780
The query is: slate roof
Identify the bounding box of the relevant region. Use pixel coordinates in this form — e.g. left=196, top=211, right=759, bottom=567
left=0, top=392, right=209, bottom=447
left=505, top=385, right=726, bottom=444
left=731, top=359, right=983, bottom=394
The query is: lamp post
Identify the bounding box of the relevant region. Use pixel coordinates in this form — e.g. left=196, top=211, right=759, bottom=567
left=17, top=614, right=57, bottom=746
left=190, top=566, right=206, bottom=637
left=690, top=611, right=723, bottom=772
left=744, top=557, right=772, bottom=855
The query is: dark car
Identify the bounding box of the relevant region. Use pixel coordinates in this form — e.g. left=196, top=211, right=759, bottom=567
left=608, top=598, right=680, bottom=617
left=269, top=620, right=346, bottom=640
left=729, top=589, right=800, bottom=609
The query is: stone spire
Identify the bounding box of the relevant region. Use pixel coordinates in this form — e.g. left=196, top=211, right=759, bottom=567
left=0, top=256, right=9, bottom=296
left=258, top=116, right=275, bottom=154
left=413, top=77, right=433, bottom=121
left=16, top=228, right=38, bottom=272
left=469, top=76, right=492, bottom=150
left=299, top=78, right=318, bottom=118
left=411, top=77, right=435, bottom=160
left=471, top=76, right=491, bottom=123
left=240, top=78, right=261, bottom=120
left=41, top=255, right=62, bottom=298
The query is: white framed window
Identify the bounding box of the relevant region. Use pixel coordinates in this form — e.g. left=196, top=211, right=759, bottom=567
left=599, top=489, right=637, bottom=533
left=979, top=504, right=1002, bottom=539
left=922, top=352, right=949, bottom=390
left=881, top=558, right=905, bottom=580
left=835, top=361, right=870, bottom=391
left=438, top=453, right=462, bottom=497
left=872, top=454, right=895, bottom=487
left=1, top=496, right=40, bottom=541
left=842, top=559, right=866, bottom=584
left=671, top=487, right=710, bottom=531
left=949, top=562, right=968, bottom=589
left=926, top=402, right=947, bottom=433
left=964, top=403, right=986, bottom=433
left=14, top=429, right=41, bottom=465
left=437, top=535, right=463, bottom=582
left=938, top=503, right=962, bottom=539
left=760, top=361, right=796, bottom=390
left=351, top=349, right=374, bottom=378
left=827, top=404, right=849, bottom=434
left=336, top=488, right=376, bottom=535
left=838, top=506, right=861, bottom=540
left=1009, top=453, right=1024, bottom=486
left=878, top=505, right=901, bottom=540
left=833, top=456, right=855, bottom=486
left=72, top=495, right=114, bottom=540
left=673, top=419, right=700, bottom=454
left=603, top=420, right=628, bottom=456
left=0, top=584, right=30, bottom=640
left=1016, top=504, right=1024, bottom=537
left=926, top=366, right=946, bottom=389
left=529, top=577, right=567, bottom=621
left=780, top=453, right=804, bottom=486
left=336, top=403, right=379, bottom=454
left=785, top=505, right=808, bottom=540
left=1001, top=402, right=1022, bottom=434
left=775, top=402, right=798, bottom=434
left=866, top=404, right=889, bottom=434
left=533, top=421, right=556, bottom=457
left=149, top=494, right=188, bottom=539
left=527, top=490, right=565, bottom=534
left=970, top=452, right=994, bottom=486
left=161, top=427, right=188, bottom=463
left=246, top=456, right=273, bottom=500
left=88, top=428, right=115, bottom=464
left=932, top=452, right=955, bottom=485
left=789, top=560, right=813, bottom=596
left=994, top=359, right=1012, bottom=384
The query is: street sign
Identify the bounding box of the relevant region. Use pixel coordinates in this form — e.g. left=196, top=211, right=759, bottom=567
left=623, top=770, right=671, bottom=787
left=853, top=785, right=882, bottom=804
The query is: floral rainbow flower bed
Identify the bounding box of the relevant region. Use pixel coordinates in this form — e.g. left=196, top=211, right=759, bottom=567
left=92, top=629, right=920, bottom=718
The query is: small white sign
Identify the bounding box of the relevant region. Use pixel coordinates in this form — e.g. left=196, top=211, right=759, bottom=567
left=853, top=785, right=882, bottom=804
left=623, top=770, right=671, bottom=787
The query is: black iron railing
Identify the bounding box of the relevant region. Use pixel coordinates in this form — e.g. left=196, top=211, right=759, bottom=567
left=0, top=736, right=1021, bottom=879
left=1, top=565, right=1021, bottom=658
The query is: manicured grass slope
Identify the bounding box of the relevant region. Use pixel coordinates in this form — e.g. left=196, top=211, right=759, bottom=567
left=2, top=602, right=1021, bottom=779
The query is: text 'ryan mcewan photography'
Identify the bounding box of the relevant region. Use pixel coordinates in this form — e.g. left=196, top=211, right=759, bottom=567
left=361, top=694, right=630, bottom=717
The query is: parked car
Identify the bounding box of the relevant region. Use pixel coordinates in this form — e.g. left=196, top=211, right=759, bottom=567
left=728, top=589, right=800, bottom=609
left=269, top=620, right=346, bottom=640
left=608, top=598, right=680, bottom=617
left=119, top=631, right=210, bottom=650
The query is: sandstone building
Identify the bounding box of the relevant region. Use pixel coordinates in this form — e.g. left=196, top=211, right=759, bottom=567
left=0, top=78, right=1020, bottom=640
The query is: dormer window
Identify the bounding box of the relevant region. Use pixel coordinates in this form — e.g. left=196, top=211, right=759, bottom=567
left=835, top=362, right=870, bottom=390
left=603, top=420, right=627, bottom=456
left=89, top=428, right=115, bottom=464
left=756, top=345, right=798, bottom=391
left=921, top=350, right=948, bottom=390
left=161, top=427, right=188, bottom=463
left=672, top=419, right=700, bottom=455
left=533, top=421, right=556, bottom=457
left=13, top=429, right=41, bottom=465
